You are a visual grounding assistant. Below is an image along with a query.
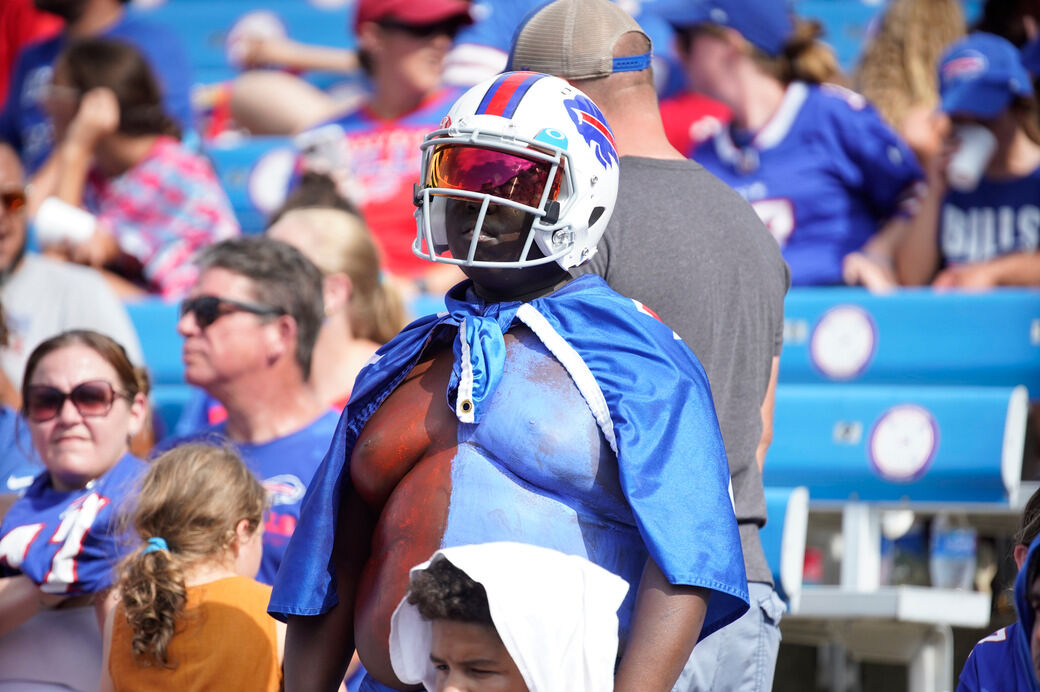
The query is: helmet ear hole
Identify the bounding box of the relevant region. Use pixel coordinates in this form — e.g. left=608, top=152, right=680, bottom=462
left=588, top=207, right=606, bottom=228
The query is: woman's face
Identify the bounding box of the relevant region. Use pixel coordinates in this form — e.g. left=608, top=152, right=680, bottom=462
left=682, top=30, right=742, bottom=107
left=26, top=344, right=146, bottom=491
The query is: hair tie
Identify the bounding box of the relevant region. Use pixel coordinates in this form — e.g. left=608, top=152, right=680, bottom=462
left=143, top=537, right=169, bottom=554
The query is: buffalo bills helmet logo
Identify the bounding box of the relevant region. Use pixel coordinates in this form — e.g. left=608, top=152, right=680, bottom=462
left=563, top=95, right=618, bottom=169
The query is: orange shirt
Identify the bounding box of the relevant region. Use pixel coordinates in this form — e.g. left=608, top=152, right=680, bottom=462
left=109, top=576, right=281, bottom=692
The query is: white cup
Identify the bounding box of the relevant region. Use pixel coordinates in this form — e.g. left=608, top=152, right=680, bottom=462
left=33, top=197, right=97, bottom=247
left=946, top=124, right=997, bottom=192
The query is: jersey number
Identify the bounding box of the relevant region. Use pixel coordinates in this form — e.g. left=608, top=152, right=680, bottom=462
left=0, top=492, right=109, bottom=594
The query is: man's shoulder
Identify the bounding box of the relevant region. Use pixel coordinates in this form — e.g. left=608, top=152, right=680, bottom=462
left=8, top=254, right=114, bottom=295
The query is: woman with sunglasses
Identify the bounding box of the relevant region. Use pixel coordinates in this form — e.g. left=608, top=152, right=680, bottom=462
left=30, top=37, right=238, bottom=299
left=0, top=329, right=148, bottom=691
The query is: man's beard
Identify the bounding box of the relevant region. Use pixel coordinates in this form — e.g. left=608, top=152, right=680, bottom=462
left=33, top=0, right=88, bottom=22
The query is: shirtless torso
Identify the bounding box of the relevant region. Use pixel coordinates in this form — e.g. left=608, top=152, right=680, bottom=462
left=345, top=325, right=641, bottom=687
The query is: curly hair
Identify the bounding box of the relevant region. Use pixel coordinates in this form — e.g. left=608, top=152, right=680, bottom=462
left=855, top=0, right=965, bottom=129
left=115, top=443, right=266, bottom=667
left=406, top=555, right=495, bottom=626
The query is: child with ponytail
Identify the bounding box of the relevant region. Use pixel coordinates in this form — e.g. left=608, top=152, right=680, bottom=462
left=100, top=443, right=282, bottom=692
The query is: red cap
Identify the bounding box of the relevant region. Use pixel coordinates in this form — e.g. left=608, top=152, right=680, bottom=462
left=355, top=0, right=473, bottom=32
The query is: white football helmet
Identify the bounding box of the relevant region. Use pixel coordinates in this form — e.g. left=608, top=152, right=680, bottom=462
left=413, top=72, right=620, bottom=269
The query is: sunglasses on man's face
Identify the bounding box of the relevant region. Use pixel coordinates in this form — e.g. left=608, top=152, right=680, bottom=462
left=377, top=18, right=464, bottom=39
left=24, top=380, right=127, bottom=422
left=179, top=295, right=286, bottom=330
left=1, top=189, right=26, bottom=214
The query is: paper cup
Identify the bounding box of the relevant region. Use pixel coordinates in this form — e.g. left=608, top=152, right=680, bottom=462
left=33, top=197, right=97, bottom=247
left=946, top=124, right=997, bottom=192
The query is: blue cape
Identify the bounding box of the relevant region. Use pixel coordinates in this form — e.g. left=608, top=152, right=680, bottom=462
left=269, top=275, right=749, bottom=640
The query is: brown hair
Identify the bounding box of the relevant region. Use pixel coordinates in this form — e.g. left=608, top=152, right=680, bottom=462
left=116, top=443, right=267, bottom=667
left=55, top=38, right=181, bottom=139
left=1015, top=486, right=1040, bottom=548
left=1012, top=96, right=1040, bottom=146
left=268, top=173, right=407, bottom=344
left=855, top=0, right=965, bottom=130
left=21, top=329, right=149, bottom=403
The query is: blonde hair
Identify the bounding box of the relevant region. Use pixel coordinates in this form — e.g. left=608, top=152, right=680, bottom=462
left=274, top=207, right=407, bottom=344
left=115, top=444, right=266, bottom=667
left=855, top=0, right=965, bottom=128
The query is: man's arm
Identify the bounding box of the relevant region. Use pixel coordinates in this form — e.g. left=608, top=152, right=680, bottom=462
left=284, top=484, right=374, bottom=692
left=756, top=355, right=780, bottom=471
left=614, top=558, right=708, bottom=692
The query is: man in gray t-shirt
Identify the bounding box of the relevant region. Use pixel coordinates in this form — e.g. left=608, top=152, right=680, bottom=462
left=510, top=1, right=790, bottom=690
left=0, top=146, right=142, bottom=390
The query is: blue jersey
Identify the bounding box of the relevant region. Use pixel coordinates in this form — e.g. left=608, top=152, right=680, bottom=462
left=958, top=623, right=1037, bottom=692
left=941, top=165, right=1040, bottom=267
left=270, top=275, right=749, bottom=642
left=693, top=82, right=924, bottom=286
left=0, top=454, right=145, bottom=595
left=0, top=10, right=193, bottom=174
left=961, top=535, right=1040, bottom=691
left=167, top=410, right=340, bottom=585
left=0, top=405, right=43, bottom=495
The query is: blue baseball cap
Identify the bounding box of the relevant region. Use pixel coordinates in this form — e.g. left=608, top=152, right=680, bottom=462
left=939, top=32, right=1034, bottom=119
left=655, top=0, right=793, bottom=57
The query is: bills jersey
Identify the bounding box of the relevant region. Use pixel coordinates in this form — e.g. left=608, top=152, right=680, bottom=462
left=957, top=623, right=1038, bottom=692
left=293, top=88, right=461, bottom=278
left=941, top=166, right=1040, bottom=267
left=693, top=82, right=924, bottom=286
left=0, top=454, right=145, bottom=595
left=164, top=409, right=340, bottom=585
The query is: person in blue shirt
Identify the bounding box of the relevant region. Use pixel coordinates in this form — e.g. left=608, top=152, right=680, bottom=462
left=896, top=33, right=1040, bottom=288
left=959, top=488, right=1040, bottom=691
left=0, top=329, right=148, bottom=691
left=165, top=236, right=338, bottom=586
left=270, top=72, right=747, bottom=692
left=0, top=0, right=192, bottom=177
left=661, top=0, right=925, bottom=289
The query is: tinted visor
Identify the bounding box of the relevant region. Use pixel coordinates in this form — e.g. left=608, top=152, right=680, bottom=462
left=427, top=144, right=562, bottom=210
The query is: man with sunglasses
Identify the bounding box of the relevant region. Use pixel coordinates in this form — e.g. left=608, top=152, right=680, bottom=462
left=0, top=144, right=142, bottom=401
left=166, top=236, right=338, bottom=585
left=271, top=73, right=747, bottom=692
left=292, top=0, right=471, bottom=297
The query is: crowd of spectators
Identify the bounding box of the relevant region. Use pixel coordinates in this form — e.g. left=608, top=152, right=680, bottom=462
left=0, top=0, right=1038, bottom=690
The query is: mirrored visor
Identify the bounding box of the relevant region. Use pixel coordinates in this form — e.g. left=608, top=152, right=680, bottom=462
left=427, top=144, right=562, bottom=210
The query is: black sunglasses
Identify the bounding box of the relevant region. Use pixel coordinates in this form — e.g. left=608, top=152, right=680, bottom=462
left=24, top=380, right=129, bottom=422
left=377, top=18, right=465, bottom=39
left=179, top=295, right=286, bottom=330
left=1, top=189, right=26, bottom=214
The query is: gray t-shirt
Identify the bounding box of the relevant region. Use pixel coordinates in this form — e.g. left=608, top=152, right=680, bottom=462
left=1, top=254, right=144, bottom=385
left=574, top=156, right=789, bottom=583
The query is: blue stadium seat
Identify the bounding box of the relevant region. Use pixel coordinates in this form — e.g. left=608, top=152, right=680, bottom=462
left=764, top=383, right=1027, bottom=505
left=125, top=299, right=192, bottom=437
left=206, top=136, right=296, bottom=232
left=781, top=288, right=1040, bottom=393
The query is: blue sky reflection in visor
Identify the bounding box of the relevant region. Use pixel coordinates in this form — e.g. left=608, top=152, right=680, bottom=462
left=427, top=144, right=561, bottom=209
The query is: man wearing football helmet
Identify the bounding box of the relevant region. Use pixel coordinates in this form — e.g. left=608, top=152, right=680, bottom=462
left=270, top=72, right=748, bottom=692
